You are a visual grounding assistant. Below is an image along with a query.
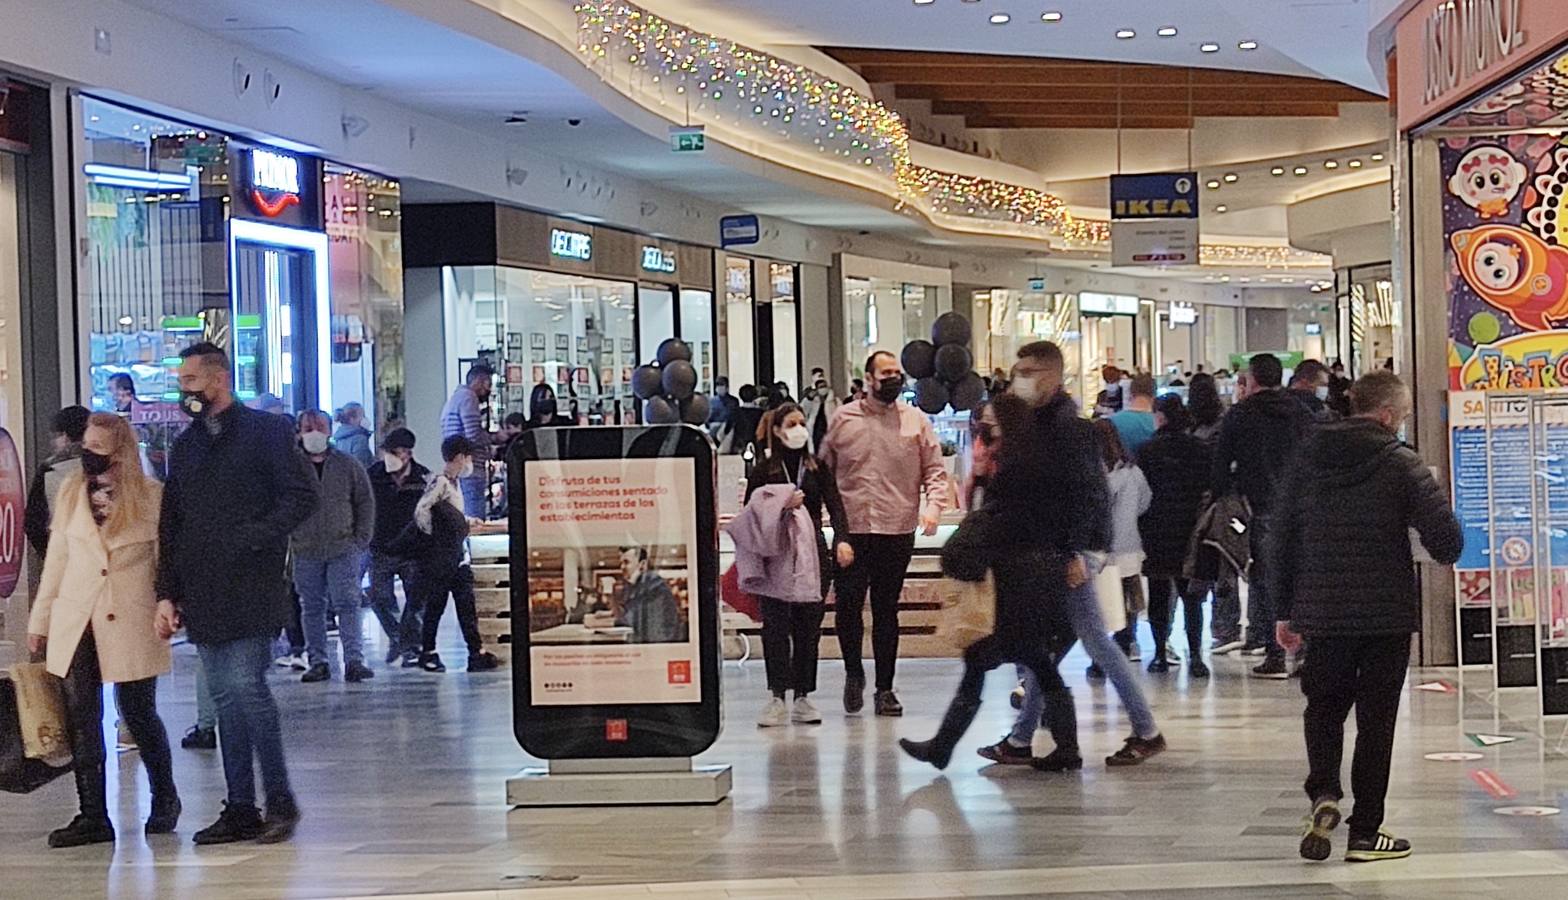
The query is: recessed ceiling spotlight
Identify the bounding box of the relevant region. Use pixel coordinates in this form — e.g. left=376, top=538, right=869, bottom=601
left=1240, top=277, right=1252, bottom=283
left=989, top=13, right=1011, bottom=24
left=1215, top=204, right=1228, bottom=213
left=1206, top=179, right=1221, bottom=189
left=1282, top=277, right=1295, bottom=284
left=1324, top=159, right=1339, bottom=169
left=1223, top=172, right=1239, bottom=183
left=1200, top=42, right=1220, bottom=53
left=1270, top=166, right=1286, bottom=176
left=1348, top=159, right=1363, bottom=168
left=1370, top=152, right=1385, bottom=161
left=1293, top=166, right=1309, bottom=176
left=1116, top=29, right=1136, bottom=39
left=1157, top=26, right=1178, bottom=37
left=1041, top=11, right=1063, bottom=22
left=913, top=0, right=934, bottom=5
left=1238, top=40, right=1259, bottom=50
left=1220, top=275, right=1232, bottom=282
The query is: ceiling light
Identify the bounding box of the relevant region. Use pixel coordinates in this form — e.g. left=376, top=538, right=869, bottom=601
left=1116, top=29, right=1136, bottom=39
left=989, top=13, right=1011, bottom=24
left=914, top=0, right=934, bottom=4
left=1220, top=275, right=1231, bottom=283
left=1270, top=166, right=1285, bottom=176
left=1240, top=277, right=1252, bottom=283
left=1282, top=277, right=1295, bottom=284
left=1206, top=179, right=1220, bottom=189
left=1158, top=26, right=1178, bottom=37
left=1223, top=173, right=1239, bottom=183
left=1238, top=40, right=1259, bottom=50
left=1041, top=11, right=1063, bottom=22
left=1293, top=166, right=1308, bottom=176
left=1348, top=159, right=1363, bottom=169
left=1215, top=204, right=1228, bottom=213
left=1200, top=42, right=1220, bottom=53
left=1324, top=159, right=1339, bottom=169
left=1370, top=152, right=1385, bottom=161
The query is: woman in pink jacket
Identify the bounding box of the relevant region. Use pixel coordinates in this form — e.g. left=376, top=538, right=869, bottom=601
left=28, top=413, right=180, bottom=847
left=741, top=403, right=852, bottom=727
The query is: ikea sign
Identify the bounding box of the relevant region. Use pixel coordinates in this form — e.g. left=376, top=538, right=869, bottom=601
left=1110, top=172, right=1199, bottom=220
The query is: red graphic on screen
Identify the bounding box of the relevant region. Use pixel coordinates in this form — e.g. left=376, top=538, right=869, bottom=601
left=667, top=660, right=692, bottom=685
left=605, top=719, right=628, bottom=742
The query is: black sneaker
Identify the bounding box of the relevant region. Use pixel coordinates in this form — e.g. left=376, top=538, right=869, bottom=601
left=843, top=670, right=866, bottom=714
left=1252, top=658, right=1290, bottom=680
left=1106, top=733, right=1167, bottom=767
left=897, top=737, right=952, bottom=771
left=300, top=662, right=331, bottom=683
left=874, top=690, right=903, bottom=717
left=1147, top=657, right=1171, bottom=673
left=192, top=803, right=264, bottom=845
left=977, top=738, right=1034, bottom=766
left=145, top=794, right=182, bottom=835
left=467, top=651, right=500, bottom=672
left=384, top=644, right=403, bottom=665
left=419, top=652, right=446, bottom=673
left=256, top=799, right=301, bottom=845
left=47, top=815, right=115, bottom=849
left=1299, top=797, right=1341, bottom=861
left=1345, top=829, right=1411, bottom=862
left=1086, top=663, right=1106, bottom=680
left=1031, top=748, right=1085, bottom=772
left=400, top=649, right=421, bottom=668
left=345, top=661, right=375, bottom=682
left=180, top=725, right=216, bottom=750
left=1189, top=660, right=1211, bottom=679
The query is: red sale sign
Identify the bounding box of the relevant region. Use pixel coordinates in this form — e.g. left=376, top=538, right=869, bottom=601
left=0, top=428, right=24, bottom=598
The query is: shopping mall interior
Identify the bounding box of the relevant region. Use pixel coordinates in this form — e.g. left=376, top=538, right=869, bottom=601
left=2, top=1, right=1568, bottom=898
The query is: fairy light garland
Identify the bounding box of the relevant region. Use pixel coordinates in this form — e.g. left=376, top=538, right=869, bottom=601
left=573, top=2, right=1333, bottom=271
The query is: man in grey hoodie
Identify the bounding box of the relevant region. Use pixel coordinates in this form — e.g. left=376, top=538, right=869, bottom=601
left=292, top=409, right=376, bottom=683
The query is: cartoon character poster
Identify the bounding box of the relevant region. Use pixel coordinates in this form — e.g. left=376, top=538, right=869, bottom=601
left=1445, top=132, right=1568, bottom=389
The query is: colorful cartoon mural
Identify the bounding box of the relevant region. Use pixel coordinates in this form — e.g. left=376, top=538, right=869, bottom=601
left=1445, top=132, right=1568, bottom=389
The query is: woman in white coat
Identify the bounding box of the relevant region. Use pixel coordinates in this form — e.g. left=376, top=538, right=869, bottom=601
left=27, top=413, right=180, bottom=848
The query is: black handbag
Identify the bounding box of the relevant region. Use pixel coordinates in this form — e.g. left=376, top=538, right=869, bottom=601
left=0, top=675, right=71, bottom=794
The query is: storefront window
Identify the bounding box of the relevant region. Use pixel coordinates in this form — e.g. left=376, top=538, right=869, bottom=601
left=680, top=288, right=714, bottom=393
left=637, top=284, right=676, bottom=365
left=1204, top=306, right=1241, bottom=372
left=721, top=257, right=754, bottom=388
left=447, top=266, right=636, bottom=425
left=0, top=152, right=23, bottom=435
left=768, top=263, right=798, bottom=396
left=1335, top=263, right=1394, bottom=374
left=325, top=165, right=403, bottom=429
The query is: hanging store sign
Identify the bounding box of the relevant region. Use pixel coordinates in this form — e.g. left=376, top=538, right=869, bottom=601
left=233, top=145, right=321, bottom=229
left=720, top=214, right=760, bottom=248
left=1109, top=172, right=1199, bottom=266
left=1110, top=172, right=1199, bottom=220
left=1111, top=220, right=1199, bottom=266
left=550, top=228, right=594, bottom=261
left=641, top=245, right=677, bottom=274
left=1170, top=302, right=1198, bottom=326
left=1079, top=292, right=1140, bottom=316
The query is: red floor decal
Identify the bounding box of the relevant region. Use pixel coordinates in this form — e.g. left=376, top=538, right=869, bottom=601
left=1469, top=768, right=1518, bottom=799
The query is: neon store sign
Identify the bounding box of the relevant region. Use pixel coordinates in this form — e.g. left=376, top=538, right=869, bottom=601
left=550, top=228, right=593, bottom=261
left=641, top=245, right=676, bottom=274
left=249, top=149, right=301, bottom=217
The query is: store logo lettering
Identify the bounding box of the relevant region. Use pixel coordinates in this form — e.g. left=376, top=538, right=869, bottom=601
left=250, top=149, right=301, bottom=217
left=1422, top=0, right=1528, bottom=105
left=550, top=229, right=593, bottom=260
left=641, top=246, right=676, bottom=273
left=1113, top=198, right=1193, bottom=217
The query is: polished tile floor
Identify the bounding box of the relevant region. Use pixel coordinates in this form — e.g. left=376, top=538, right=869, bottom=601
left=3, top=620, right=1567, bottom=900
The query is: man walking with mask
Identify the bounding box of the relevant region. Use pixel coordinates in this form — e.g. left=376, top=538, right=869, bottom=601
left=158, top=343, right=318, bottom=844
left=821, top=351, right=947, bottom=716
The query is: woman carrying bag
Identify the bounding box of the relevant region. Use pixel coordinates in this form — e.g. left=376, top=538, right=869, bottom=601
left=735, top=403, right=852, bottom=727
left=27, top=413, right=180, bottom=847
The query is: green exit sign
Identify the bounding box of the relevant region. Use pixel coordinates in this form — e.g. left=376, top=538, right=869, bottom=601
left=670, top=126, right=706, bottom=153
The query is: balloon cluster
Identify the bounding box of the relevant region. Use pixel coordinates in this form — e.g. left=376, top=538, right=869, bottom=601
left=901, top=312, right=985, bottom=414
left=633, top=338, right=711, bottom=425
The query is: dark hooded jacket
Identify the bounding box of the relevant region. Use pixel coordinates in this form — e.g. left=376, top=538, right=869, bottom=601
left=1266, top=418, right=1462, bottom=637
left=1210, top=387, right=1313, bottom=515
left=1138, top=425, right=1214, bottom=577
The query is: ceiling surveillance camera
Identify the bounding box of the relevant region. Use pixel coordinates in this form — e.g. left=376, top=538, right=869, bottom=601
left=567, top=118, right=583, bottom=127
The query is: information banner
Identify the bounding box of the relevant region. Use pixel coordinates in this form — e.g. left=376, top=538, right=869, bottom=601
left=522, top=457, right=701, bottom=706
left=1485, top=393, right=1538, bottom=687
left=1450, top=391, right=1494, bottom=665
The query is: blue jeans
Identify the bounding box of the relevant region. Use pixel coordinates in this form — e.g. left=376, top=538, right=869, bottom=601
left=197, top=635, right=293, bottom=810
left=368, top=551, right=422, bottom=652
left=1013, top=578, right=1160, bottom=742
left=195, top=657, right=217, bottom=730
left=295, top=552, right=365, bottom=667
left=459, top=475, right=487, bottom=518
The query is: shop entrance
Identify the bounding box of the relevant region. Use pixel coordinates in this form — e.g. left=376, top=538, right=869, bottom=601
left=230, top=220, right=330, bottom=414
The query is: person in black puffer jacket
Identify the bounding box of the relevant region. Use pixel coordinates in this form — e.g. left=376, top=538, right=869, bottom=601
left=1271, top=372, right=1461, bottom=865
left=1138, top=394, right=1214, bottom=676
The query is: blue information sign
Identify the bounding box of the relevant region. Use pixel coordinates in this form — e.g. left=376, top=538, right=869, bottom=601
left=1110, top=172, right=1199, bottom=220
left=720, top=214, right=760, bottom=248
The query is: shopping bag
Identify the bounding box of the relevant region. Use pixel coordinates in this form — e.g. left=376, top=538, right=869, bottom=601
left=720, top=564, right=761, bottom=622
left=1093, top=563, right=1127, bottom=634
left=8, top=663, right=72, bottom=767
left=0, top=671, right=71, bottom=794
left=938, top=572, right=996, bottom=650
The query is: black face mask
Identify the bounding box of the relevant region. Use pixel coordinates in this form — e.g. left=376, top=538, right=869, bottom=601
left=180, top=389, right=211, bottom=419
left=81, top=449, right=113, bottom=477
left=873, top=376, right=903, bottom=404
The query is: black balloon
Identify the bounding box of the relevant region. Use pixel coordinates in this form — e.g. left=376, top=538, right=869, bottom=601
left=632, top=364, right=664, bottom=400
left=949, top=372, right=985, bottom=411
left=644, top=395, right=678, bottom=424
left=661, top=359, right=698, bottom=399
left=913, top=377, right=949, bottom=414
left=656, top=337, right=693, bottom=366
left=682, top=393, right=710, bottom=425
left=900, top=339, right=937, bottom=380
left=931, top=311, right=972, bottom=348
left=935, top=343, right=973, bottom=382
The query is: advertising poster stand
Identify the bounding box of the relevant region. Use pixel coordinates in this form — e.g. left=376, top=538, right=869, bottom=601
left=504, top=425, right=730, bottom=806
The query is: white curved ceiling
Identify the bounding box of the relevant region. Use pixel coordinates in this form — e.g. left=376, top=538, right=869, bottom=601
left=638, top=0, right=1385, bottom=93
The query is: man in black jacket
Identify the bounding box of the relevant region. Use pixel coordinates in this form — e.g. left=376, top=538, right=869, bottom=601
left=156, top=343, right=319, bottom=846
left=1271, top=371, right=1462, bottom=864
left=1211, top=353, right=1314, bottom=677
left=366, top=427, right=431, bottom=666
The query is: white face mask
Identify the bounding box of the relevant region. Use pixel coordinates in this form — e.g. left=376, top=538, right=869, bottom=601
left=780, top=425, right=810, bottom=450
left=301, top=432, right=330, bottom=455
left=1011, top=375, right=1043, bottom=404
left=383, top=452, right=406, bottom=472
left=1314, top=385, right=1330, bottom=402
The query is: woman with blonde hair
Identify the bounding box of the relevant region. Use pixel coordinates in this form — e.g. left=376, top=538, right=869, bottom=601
left=28, top=412, right=180, bottom=847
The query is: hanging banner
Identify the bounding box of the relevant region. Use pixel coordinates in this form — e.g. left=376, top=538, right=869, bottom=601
left=1109, top=172, right=1199, bottom=267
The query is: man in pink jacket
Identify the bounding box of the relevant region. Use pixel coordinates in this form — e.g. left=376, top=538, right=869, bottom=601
left=821, top=350, right=947, bottom=717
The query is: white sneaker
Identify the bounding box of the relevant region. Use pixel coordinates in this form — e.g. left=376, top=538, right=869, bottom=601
left=1128, top=644, right=1142, bottom=662
left=757, top=696, right=789, bottom=728
left=273, top=654, right=295, bottom=668
left=1212, top=639, right=1245, bottom=655
left=791, top=696, right=822, bottom=724
left=1165, top=643, right=1182, bottom=662
left=115, top=721, right=137, bottom=752
left=287, top=653, right=308, bottom=671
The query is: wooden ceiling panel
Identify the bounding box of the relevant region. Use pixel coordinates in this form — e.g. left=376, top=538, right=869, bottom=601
left=824, top=47, right=1383, bottom=131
